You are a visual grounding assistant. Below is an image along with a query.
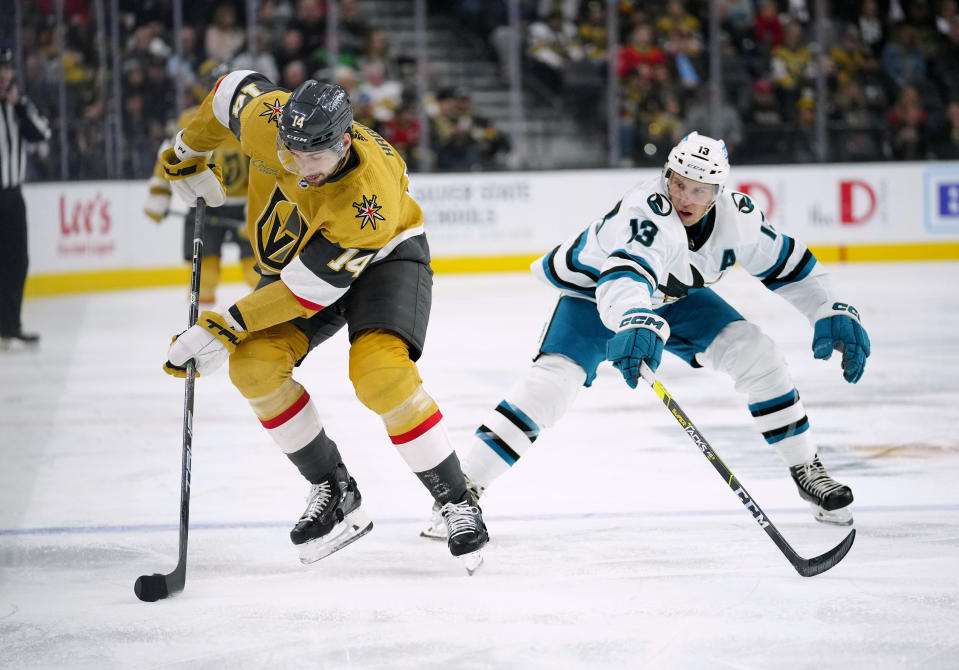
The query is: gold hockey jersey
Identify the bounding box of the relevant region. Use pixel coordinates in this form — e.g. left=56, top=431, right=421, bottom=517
left=153, top=106, right=250, bottom=206
left=179, top=70, right=427, bottom=317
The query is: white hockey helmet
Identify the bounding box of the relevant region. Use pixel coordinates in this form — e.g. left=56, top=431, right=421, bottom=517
left=663, top=132, right=730, bottom=206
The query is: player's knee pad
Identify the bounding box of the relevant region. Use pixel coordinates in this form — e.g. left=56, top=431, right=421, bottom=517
left=511, top=353, right=586, bottom=429
left=349, top=329, right=423, bottom=416
left=700, top=321, right=791, bottom=396
left=229, top=323, right=310, bottom=399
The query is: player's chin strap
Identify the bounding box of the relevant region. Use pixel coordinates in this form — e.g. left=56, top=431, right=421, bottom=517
left=637, top=362, right=856, bottom=577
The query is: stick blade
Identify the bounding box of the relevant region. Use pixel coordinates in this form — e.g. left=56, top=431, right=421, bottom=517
left=793, top=528, right=856, bottom=577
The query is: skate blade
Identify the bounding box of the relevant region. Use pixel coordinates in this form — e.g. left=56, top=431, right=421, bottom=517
left=457, top=549, right=484, bottom=576
left=812, top=503, right=853, bottom=526
left=298, top=508, right=374, bottom=565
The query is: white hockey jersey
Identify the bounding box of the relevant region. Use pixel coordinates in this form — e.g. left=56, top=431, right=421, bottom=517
left=532, top=175, right=837, bottom=332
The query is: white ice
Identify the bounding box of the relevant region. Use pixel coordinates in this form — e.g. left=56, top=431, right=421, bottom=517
left=2, top=262, right=958, bottom=669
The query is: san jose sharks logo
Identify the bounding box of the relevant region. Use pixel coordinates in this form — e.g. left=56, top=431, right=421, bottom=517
left=731, top=192, right=755, bottom=214
left=353, top=194, right=385, bottom=230
left=259, top=98, right=284, bottom=126
left=647, top=193, right=673, bottom=216
left=658, top=265, right=706, bottom=300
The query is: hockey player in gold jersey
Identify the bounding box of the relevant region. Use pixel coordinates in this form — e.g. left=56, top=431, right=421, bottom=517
left=144, top=91, right=260, bottom=305
left=158, top=70, right=488, bottom=572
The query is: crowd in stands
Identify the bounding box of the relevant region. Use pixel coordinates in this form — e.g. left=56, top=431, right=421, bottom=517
left=11, top=0, right=959, bottom=182
left=453, top=0, right=959, bottom=165
left=17, top=0, right=510, bottom=180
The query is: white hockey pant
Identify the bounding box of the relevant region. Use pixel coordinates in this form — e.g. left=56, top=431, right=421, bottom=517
left=696, top=320, right=814, bottom=467
left=460, top=354, right=586, bottom=490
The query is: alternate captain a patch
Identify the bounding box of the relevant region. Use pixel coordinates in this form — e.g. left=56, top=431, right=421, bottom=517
left=353, top=194, right=386, bottom=230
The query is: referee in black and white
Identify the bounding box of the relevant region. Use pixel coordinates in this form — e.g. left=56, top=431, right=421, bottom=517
left=0, top=48, right=51, bottom=350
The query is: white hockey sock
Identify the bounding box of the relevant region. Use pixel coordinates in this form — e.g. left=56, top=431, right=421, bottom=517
left=747, top=389, right=815, bottom=467
left=700, top=321, right=816, bottom=468
left=461, top=354, right=585, bottom=490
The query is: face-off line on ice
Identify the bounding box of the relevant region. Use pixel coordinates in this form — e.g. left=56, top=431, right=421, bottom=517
left=140, top=68, right=869, bottom=600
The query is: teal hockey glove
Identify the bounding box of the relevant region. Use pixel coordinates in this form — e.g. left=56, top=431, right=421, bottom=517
left=812, top=302, right=870, bottom=384
left=606, top=309, right=670, bottom=388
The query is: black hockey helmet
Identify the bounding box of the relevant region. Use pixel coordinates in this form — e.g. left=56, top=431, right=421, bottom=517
left=0, top=49, right=13, bottom=66
left=278, top=80, right=353, bottom=152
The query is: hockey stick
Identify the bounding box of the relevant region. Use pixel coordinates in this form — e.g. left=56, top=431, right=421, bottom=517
left=638, top=363, right=855, bottom=577
left=135, top=196, right=207, bottom=602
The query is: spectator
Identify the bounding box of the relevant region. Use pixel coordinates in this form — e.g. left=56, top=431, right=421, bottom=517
left=886, top=85, right=930, bottom=159
left=882, top=25, right=927, bottom=90
left=829, top=24, right=871, bottom=87
left=356, top=61, right=404, bottom=123
left=431, top=88, right=479, bottom=171
left=743, top=78, right=789, bottom=163
left=339, top=0, right=371, bottom=64
left=938, top=0, right=959, bottom=36
left=656, top=1, right=701, bottom=42
left=166, top=25, right=201, bottom=93
left=719, top=0, right=756, bottom=47
left=281, top=59, right=309, bottom=92
left=577, top=1, right=608, bottom=64
left=792, top=93, right=819, bottom=162
left=663, top=26, right=704, bottom=90
left=636, top=90, right=684, bottom=165
left=295, top=0, right=327, bottom=67
left=754, top=0, right=784, bottom=54
left=858, top=0, right=887, bottom=56
left=205, top=2, right=245, bottom=63
left=231, top=28, right=281, bottom=84
left=833, top=79, right=883, bottom=161
left=383, top=95, right=423, bottom=168
left=527, top=10, right=584, bottom=92
left=617, top=23, right=667, bottom=80
left=771, top=22, right=814, bottom=118
left=931, top=17, right=959, bottom=101
left=359, top=29, right=399, bottom=80
left=275, top=28, right=308, bottom=73
left=933, top=99, right=959, bottom=158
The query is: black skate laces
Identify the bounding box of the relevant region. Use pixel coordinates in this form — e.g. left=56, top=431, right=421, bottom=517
left=300, top=481, right=333, bottom=522
left=792, top=458, right=846, bottom=498
left=440, top=500, right=481, bottom=539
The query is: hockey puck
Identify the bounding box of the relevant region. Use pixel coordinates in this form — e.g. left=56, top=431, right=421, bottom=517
left=134, top=574, right=169, bottom=602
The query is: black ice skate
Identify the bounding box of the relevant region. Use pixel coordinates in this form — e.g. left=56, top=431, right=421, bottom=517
left=790, top=455, right=854, bottom=526
left=0, top=331, right=40, bottom=352
left=440, top=487, right=489, bottom=575
left=290, top=463, right=373, bottom=564
left=421, top=478, right=484, bottom=541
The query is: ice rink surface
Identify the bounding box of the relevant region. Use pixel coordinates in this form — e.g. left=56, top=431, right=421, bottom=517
left=2, top=261, right=958, bottom=669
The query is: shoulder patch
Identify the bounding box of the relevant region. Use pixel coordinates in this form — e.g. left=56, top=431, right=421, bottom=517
left=730, top=192, right=755, bottom=214
left=646, top=192, right=673, bottom=217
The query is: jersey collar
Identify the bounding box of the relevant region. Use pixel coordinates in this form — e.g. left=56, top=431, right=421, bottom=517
left=685, top=206, right=717, bottom=252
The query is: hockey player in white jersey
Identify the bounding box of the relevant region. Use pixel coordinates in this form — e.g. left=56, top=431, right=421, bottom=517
left=424, top=131, right=870, bottom=537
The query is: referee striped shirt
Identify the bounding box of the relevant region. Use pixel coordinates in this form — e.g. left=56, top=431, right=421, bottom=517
left=0, top=96, right=51, bottom=188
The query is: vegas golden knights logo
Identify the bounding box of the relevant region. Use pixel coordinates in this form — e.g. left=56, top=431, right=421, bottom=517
left=254, top=186, right=307, bottom=272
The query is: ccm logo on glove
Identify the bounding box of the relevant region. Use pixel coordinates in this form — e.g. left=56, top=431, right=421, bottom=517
left=619, top=313, right=667, bottom=330
left=829, top=302, right=861, bottom=320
